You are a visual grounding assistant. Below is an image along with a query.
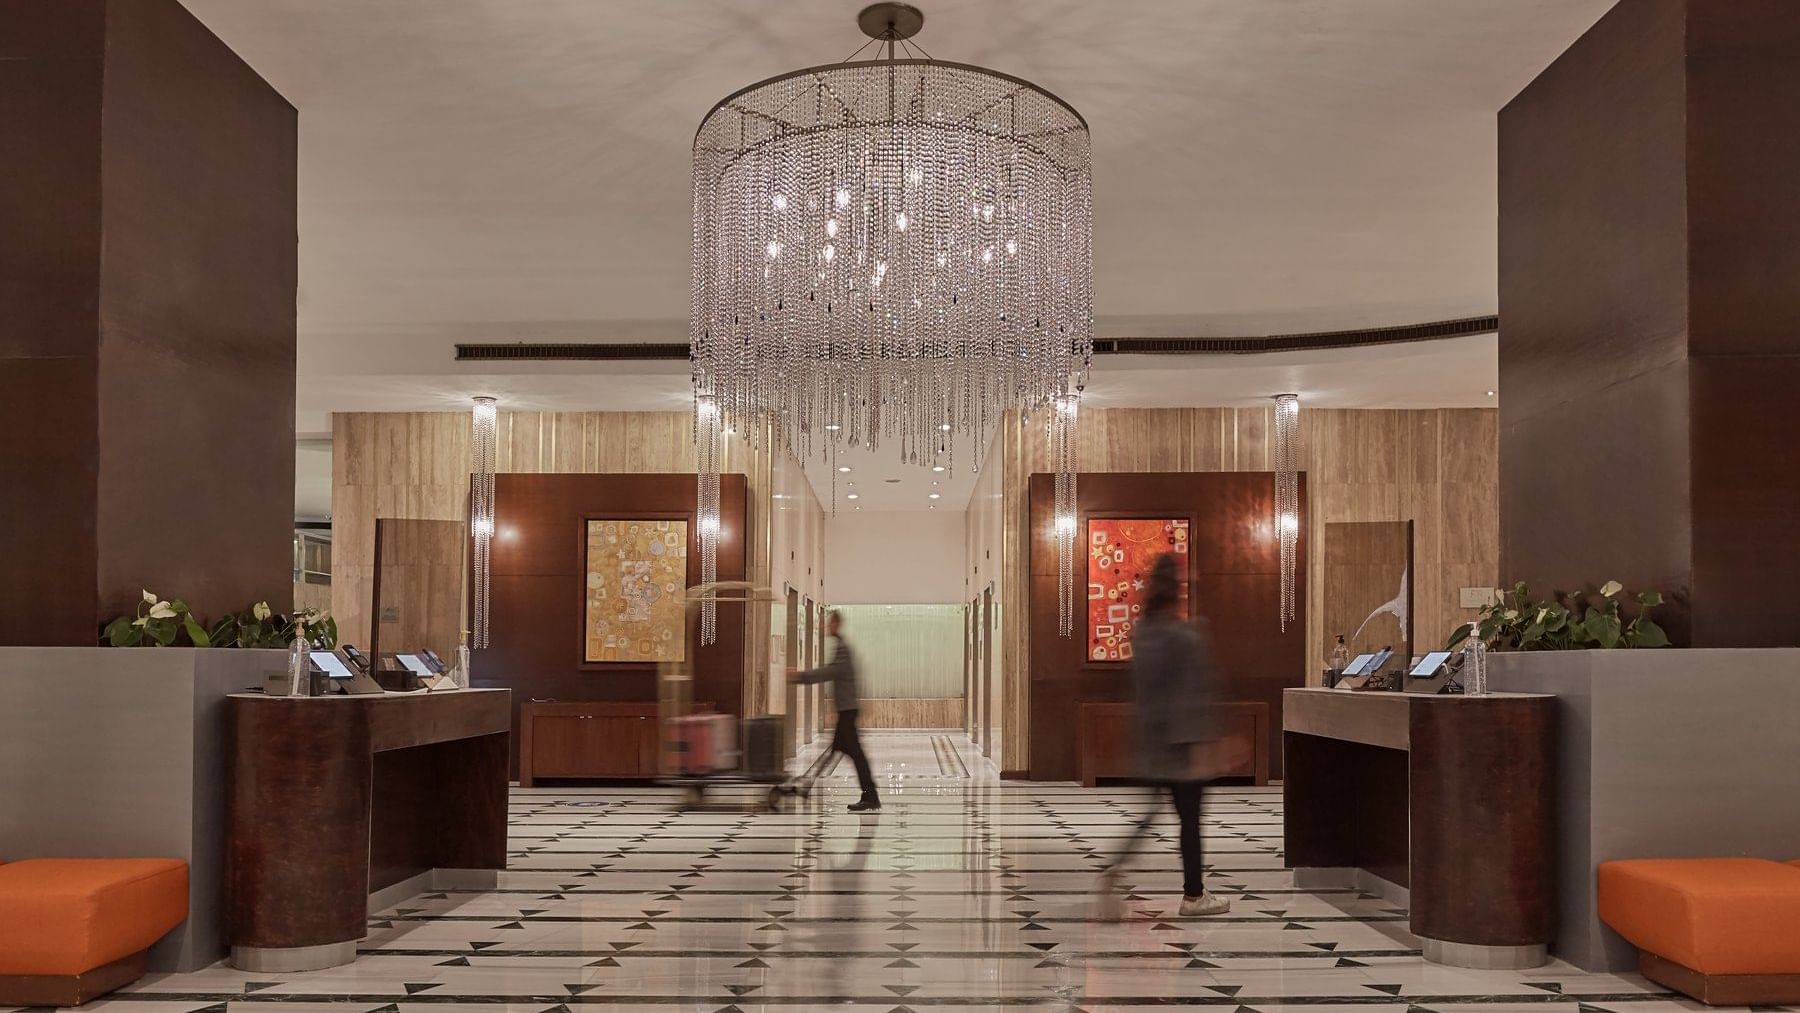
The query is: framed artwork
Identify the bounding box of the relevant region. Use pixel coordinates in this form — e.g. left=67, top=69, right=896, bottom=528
left=583, top=518, right=688, bottom=663
left=1086, top=517, right=1189, bottom=662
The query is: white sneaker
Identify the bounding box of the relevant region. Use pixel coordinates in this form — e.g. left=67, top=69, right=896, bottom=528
left=1178, top=892, right=1231, bottom=917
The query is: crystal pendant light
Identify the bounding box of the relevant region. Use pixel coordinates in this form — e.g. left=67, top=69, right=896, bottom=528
left=1051, top=392, right=1080, bottom=636
left=1272, top=394, right=1301, bottom=632
left=694, top=392, right=722, bottom=645
left=470, top=396, right=498, bottom=649
left=691, top=2, right=1093, bottom=636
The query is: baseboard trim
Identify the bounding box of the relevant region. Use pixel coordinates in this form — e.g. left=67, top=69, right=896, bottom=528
left=1640, top=950, right=1800, bottom=1005
left=0, top=949, right=147, bottom=1006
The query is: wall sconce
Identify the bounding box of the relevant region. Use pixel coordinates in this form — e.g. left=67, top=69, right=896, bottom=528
left=695, top=391, right=721, bottom=645
left=470, top=396, right=498, bottom=649
left=1272, top=394, right=1301, bottom=632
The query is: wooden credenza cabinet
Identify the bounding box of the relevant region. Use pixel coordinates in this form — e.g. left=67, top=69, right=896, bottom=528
left=1077, top=700, right=1271, bottom=787
left=518, top=702, right=659, bottom=785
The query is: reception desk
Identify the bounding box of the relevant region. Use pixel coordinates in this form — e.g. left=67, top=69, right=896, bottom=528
left=1283, top=687, right=1556, bottom=969
left=225, top=688, right=511, bottom=972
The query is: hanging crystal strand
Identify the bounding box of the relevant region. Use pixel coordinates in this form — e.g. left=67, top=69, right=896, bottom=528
left=1272, top=394, right=1301, bottom=632
left=470, top=396, right=498, bottom=649
left=695, top=391, right=722, bottom=645
left=1051, top=391, right=1080, bottom=635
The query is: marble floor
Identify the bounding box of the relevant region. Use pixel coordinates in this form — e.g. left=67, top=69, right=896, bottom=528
left=51, top=732, right=1749, bottom=1013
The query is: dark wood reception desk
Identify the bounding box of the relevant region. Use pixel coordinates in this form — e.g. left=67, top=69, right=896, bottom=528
left=1283, top=687, right=1556, bottom=969
left=225, top=688, right=511, bottom=972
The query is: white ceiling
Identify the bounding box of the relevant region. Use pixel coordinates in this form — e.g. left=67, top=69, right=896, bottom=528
left=178, top=0, right=1608, bottom=511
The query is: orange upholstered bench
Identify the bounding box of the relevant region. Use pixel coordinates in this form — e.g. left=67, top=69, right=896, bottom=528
left=1599, top=858, right=1800, bottom=1005
left=0, top=858, right=189, bottom=1007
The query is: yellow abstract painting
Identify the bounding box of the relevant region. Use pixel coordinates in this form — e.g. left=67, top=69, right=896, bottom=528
left=584, top=519, right=687, bottom=663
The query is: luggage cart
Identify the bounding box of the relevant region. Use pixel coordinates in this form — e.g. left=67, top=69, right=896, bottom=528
left=658, top=581, right=816, bottom=811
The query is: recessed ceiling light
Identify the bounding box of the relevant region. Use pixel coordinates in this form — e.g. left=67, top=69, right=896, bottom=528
left=928, top=493, right=941, bottom=500
left=837, top=466, right=851, bottom=472
left=939, top=423, right=952, bottom=431
left=1486, top=390, right=1496, bottom=397
left=932, top=465, right=946, bottom=473
left=825, top=423, right=842, bottom=431
left=846, top=493, right=859, bottom=500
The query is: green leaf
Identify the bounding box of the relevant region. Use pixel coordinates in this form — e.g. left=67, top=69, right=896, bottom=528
left=103, top=616, right=139, bottom=647
left=182, top=614, right=211, bottom=648
left=1520, top=622, right=1546, bottom=645
left=314, top=616, right=339, bottom=650
left=1446, top=624, right=1472, bottom=650
left=146, top=618, right=178, bottom=646
left=1629, top=617, right=1671, bottom=648
left=1585, top=606, right=1622, bottom=649
left=1638, top=591, right=1664, bottom=607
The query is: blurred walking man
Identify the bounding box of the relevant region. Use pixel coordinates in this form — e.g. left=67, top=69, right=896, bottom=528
left=789, top=610, right=881, bottom=812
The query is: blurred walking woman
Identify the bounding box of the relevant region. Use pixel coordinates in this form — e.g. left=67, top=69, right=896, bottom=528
left=1097, top=552, right=1232, bottom=918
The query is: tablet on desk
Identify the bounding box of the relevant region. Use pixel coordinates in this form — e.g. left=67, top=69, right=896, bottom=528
left=1410, top=650, right=1453, bottom=678
left=310, top=651, right=354, bottom=679
left=395, top=653, right=434, bottom=677
left=1341, top=653, right=1376, bottom=677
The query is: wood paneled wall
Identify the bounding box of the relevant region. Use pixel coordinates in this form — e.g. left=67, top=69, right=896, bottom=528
left=370, top=518, right=465, bottom=666
left=1324, top=521, right=1415, bottom=664
left=977, top=406, right=1498, bottom=774
left=859, top=697, right=964, bottom=730
left=331, top=411, right=824, bottom=715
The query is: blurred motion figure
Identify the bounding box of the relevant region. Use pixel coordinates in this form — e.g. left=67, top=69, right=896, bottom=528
left=1096, top=552, right=1232, bottom=918
left=789, top=609, right=881, bottom=812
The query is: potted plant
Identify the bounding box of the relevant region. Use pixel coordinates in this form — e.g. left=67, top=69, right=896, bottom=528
left=1448, top=580, right=1669, bottom=652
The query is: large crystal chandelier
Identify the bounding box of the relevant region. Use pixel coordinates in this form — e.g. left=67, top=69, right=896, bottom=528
left=691, top=3, right=1093, bottom=641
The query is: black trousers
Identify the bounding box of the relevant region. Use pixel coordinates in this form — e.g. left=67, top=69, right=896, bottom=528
left=1106, top=780, right=1208, bottom=898
left=830, top=708, right=879, bottom=801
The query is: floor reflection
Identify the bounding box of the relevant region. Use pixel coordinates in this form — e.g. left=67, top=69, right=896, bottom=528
left=94, top=732, right=1707, bottom=1013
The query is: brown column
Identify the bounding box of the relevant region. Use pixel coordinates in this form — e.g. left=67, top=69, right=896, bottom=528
left=0, top=0, right=296, bottom=645
left=1499, top=0, right=1800, bottom=647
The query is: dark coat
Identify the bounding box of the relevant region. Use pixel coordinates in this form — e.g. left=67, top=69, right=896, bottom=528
left=1131, top=615, right=1221, bottom=782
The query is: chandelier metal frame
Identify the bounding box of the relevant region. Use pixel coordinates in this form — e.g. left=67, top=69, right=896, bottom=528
left=690, top=3, right=1094, bottom=642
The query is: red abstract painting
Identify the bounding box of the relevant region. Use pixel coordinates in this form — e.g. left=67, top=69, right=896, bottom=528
left=1086, top=518, right=1189, bottom=662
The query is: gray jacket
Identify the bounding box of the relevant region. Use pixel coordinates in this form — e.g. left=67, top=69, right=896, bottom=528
left=1131, top=616, right=1221, bottom=782
left=793, top=634, right=859, bottom=712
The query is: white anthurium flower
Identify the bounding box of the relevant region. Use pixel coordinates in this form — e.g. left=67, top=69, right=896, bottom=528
left=142, top=589, right=157, bottom=604
left=1599, top=580, right=1623, bottom=598
left=148, top=601, right=176, bottom=620
left=252, top=601, right=272, bottom=621
left=133, top=616, right=148, bottom=627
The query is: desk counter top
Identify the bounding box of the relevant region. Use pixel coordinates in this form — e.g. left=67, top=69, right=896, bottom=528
left=1284, top=686, right=1553, bottom=749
